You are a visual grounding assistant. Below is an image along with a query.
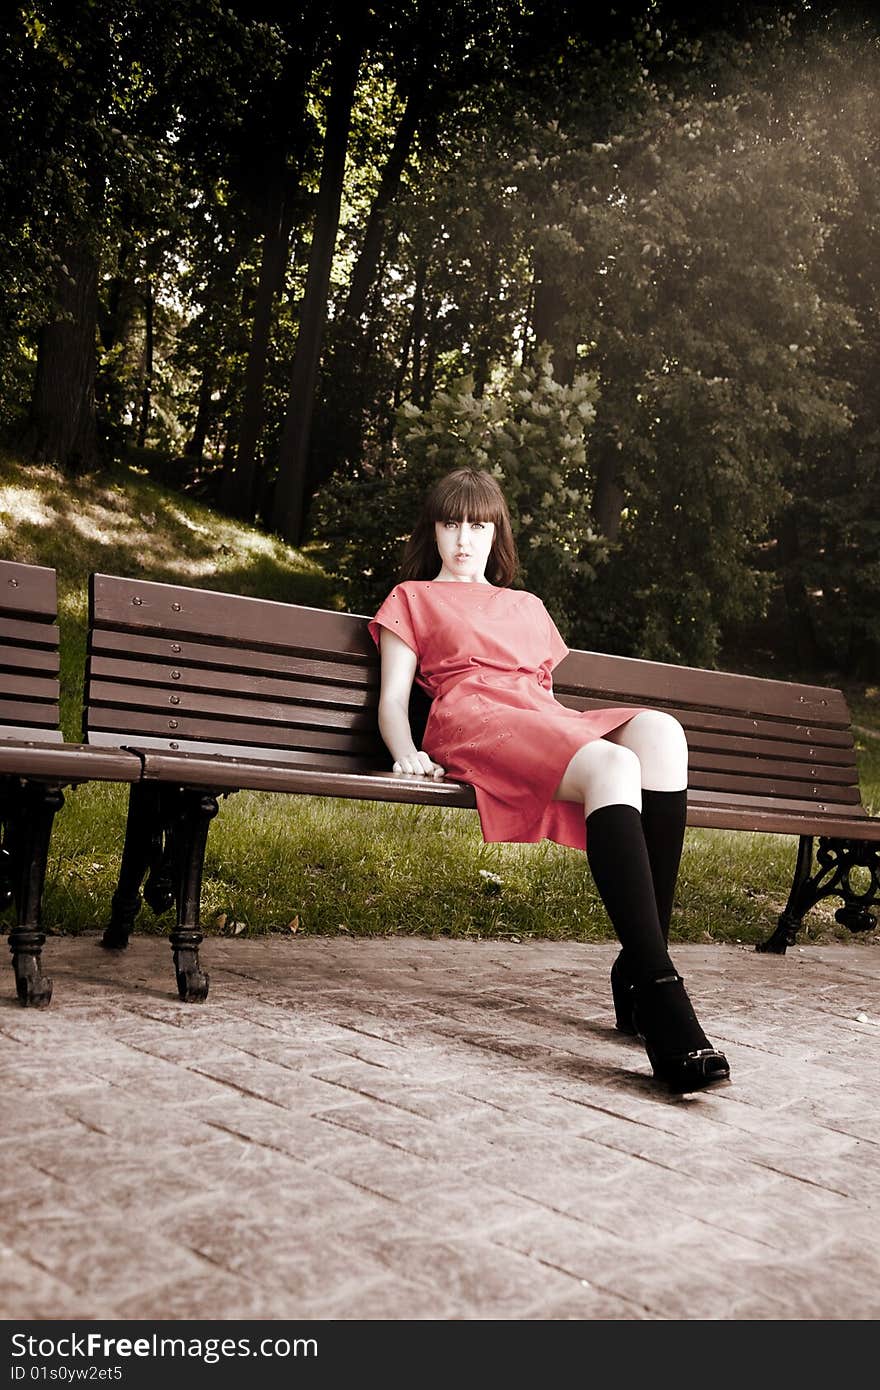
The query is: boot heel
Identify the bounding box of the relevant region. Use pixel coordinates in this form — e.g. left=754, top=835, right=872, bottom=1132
left=610, top=954, right=637, bottom=1035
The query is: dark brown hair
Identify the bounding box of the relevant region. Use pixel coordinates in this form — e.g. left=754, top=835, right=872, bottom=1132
left=398, top=468, right=519, bottom=586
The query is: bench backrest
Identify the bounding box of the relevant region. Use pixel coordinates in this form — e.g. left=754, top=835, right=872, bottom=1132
left=85, top=574, right=396, bottom=772
left=0, top=560, right=62, bottom=743
left=552, top=647, right=862, bottom=822
left=84, top=573, right=864, bottom=819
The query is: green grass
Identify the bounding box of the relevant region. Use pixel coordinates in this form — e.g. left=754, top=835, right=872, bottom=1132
left=2, top=448, right=879, bottom=949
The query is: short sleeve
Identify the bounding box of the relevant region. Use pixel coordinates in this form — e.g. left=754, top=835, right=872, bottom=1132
left=543, top=602, right=570, bottom=672
left=367, top=585, right=420, bottom=661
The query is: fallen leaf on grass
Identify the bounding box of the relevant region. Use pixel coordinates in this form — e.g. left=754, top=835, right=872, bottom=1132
left=288, top=916, right=300, bottom=933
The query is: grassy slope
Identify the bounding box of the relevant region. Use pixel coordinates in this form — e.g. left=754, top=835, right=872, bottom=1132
left=2, top=449, right=878, bottom=948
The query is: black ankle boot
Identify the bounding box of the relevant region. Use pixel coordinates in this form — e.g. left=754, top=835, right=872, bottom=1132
left=631, top=971, right=730, bottom=1094
left=610, top=952, right=637, bottom=1035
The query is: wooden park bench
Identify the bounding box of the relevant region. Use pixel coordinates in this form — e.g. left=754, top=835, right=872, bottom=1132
left=0, top=560, right=141, bottom=1005
left=83, top=572, right=880, bottom=1003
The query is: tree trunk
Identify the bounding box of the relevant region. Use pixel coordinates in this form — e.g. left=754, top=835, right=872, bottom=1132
left=185, top=371, right=214, bottom=459
left=136, top=279, right=154, bottom=449
left=592, top=441, right=625, bottom=542
left=342, top=86, right=423, bottom=326
left=473, top=238, right=501, bottom=399
left=220, top=174, right=295, bottom=518
left=531, top=250, right=577, bottom=386
left=421, top=294, right=440, bottom=407
left=776, top=507, right=822, bottom=669
left=271, top=17, right=366, bottom=544
left=22, top=244, right=99, bottom=473
left=522, top=270, right=535, bottom=368
left=410, top=268, right=425, bottom=402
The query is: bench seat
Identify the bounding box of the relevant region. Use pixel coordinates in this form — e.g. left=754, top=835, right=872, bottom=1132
left=89, top=745, right=880, bottom=841
left=0, top=738, right=141, bottom=783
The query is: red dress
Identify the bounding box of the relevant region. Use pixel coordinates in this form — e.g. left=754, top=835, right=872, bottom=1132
left=368, top=580, right=649, bottom=852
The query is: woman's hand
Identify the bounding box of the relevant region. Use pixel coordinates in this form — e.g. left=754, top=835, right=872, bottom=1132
left=392, top=751, right=446, bottom=779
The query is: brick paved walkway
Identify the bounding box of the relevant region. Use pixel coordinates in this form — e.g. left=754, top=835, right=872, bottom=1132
left=1, top=935, right=878, bottom=1320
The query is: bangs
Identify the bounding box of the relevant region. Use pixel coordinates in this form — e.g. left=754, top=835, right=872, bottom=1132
left=432, top=473, right=503, bottom=525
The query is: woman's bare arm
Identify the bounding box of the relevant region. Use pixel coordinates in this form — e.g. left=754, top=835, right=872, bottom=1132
left=377, top=628, right=445, bottom=778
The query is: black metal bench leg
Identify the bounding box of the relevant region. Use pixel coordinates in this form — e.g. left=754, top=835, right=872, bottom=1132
left=757, top=834, right=815, bottom=954
left=4, top=780, right=64, bottom=1007
left=103, top=783, right=172, bottom=949
left=757, top=834, right=879, bottom=954
left=168, top=790, right=219, bottom=1003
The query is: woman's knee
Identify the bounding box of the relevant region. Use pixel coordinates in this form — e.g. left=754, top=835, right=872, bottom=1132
left=554, top=738, right=641, bottom=808
left=627, top=709, right=687, bottom=750
left=612, top=710, right=688, bottom=787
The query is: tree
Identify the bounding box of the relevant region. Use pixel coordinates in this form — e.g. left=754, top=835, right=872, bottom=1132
left=271, top=8, right=368, bottom=542
left=2, top=2, right=189, bottom=469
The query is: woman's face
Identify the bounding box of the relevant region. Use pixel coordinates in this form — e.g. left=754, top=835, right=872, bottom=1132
left=434, top=515, right=496, bottom=582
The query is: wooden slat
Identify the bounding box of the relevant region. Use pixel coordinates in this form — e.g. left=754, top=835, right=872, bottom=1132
left=686, top=803, right=880, bottom=840
left=90, top=629, right=375, bottom=689
left=0, top=672, right=61, bottom=702
left=0, top=560, right=57, bottom=621
left=86, top=705, right=381, bottom=754
left=0, top=726, right=63, bottom=745
left=87, top=656, right=372, bottom=710
left=554, top=648, right=851, bottom=726
left=556, top=693, right=855, bottom=749
left=88, top=730, right=379, bottom=771
left=0, top=697, right=60, bottom=728
left=135, top=748, right=479, bottom=805
left=689, top=768, right=861, bottom=803
left=0, top=644, right=60, bottom=675
left=87, top=680, right=377, bottom=735
left=687, top=748, right=857, bottom=787
left=0, top=738, right=140, bottom=782
left=683, top=726, right=857, bottom=769
left=691, top=788, right=868, bottom=816
left=90, top=574, right=373, bottom=659
left=0, top=616, right=60, bottom=649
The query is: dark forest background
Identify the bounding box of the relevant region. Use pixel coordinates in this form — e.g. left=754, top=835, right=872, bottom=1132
left=2, top=0, right=879, bottom=677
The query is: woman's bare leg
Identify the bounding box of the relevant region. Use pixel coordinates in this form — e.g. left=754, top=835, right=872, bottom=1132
left=604, top=710, right=687, bottom=792
left=603, top=710, right=688, bottom=939
left=552, top=737, right=642, bottom=815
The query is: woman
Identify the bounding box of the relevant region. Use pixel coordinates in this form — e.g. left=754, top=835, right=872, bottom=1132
left=367, top=467, right=729, bottom=1094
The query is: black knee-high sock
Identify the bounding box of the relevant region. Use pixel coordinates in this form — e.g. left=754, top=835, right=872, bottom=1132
left=641, top=788, right=688, bottom=941
left=590, top=802, right=710, bottom=1053
left=585, top=804, right=673, bottom=981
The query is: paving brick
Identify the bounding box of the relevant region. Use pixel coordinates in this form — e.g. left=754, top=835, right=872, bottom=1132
left=2, top=936, right=878, bottom=1320
left=0, top=1249, right=102, bottom=1320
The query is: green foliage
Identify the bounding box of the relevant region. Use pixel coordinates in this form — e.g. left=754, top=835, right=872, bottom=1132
left=312, top=347, right=604, bottom=619
left=2, top=3, right=880, bottom=674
